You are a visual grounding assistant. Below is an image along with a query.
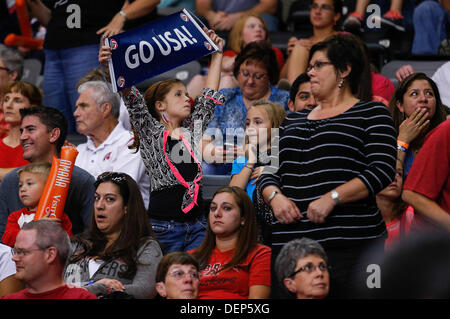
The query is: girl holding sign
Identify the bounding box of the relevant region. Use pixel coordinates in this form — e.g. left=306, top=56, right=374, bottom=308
left=99, top=30, right=224, bottom=254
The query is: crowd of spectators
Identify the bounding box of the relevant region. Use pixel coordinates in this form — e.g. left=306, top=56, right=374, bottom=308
left=0, top=0, right=449, bottom=300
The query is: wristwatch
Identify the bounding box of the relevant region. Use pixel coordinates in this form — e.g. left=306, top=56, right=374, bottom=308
left=330, top=189, right=340, bottom=205
left=268, top=190, right=279, bottom=204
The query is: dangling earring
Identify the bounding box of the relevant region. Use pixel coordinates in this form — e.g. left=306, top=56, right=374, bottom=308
left=338, top=78, right=344, bottom=90
left=161, top=111, right=170, bottom=124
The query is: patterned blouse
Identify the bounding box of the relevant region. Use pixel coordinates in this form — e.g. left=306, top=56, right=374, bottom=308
left=123, top=86, right=225, bottom=213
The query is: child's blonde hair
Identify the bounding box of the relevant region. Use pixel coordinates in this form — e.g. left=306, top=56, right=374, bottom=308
left=246, top=100, right=286, bottom=154
left=17, top=162, right=51, bottom=179
left=248, top=99, right=286, bottom=129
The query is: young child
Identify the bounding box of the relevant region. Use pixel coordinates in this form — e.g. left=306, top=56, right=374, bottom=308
left=99, top=29, right=224, bottom=254
left=230, top=100, right=286, bottom=201
left=376, top=159, right=414, bottom=250
left=2, top=162, right=73, bottom=247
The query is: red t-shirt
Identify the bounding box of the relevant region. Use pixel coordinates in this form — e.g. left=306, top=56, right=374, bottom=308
left=0, top=139, right=28, bottom=168
left=194, top=244, right=271, bottom=299
left=385, top=206, right=414, bottom=250
left=2, top=284, right=97, bottom=299
left=2, top=207, right=73, bottom=247
left=403, top=120, right=450, bottom=229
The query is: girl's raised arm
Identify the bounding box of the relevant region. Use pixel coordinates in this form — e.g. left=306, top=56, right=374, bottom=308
left=204, top=30, right=224, bottom=92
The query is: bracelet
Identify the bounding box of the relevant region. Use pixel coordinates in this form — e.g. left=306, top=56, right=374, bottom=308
left=397, top=144, right=407, bottom=152
left=119, top=10, right=128, bottom=20
left=397, top=140, right=409, bottom=149
left=244, top=163, right=255, bottom=171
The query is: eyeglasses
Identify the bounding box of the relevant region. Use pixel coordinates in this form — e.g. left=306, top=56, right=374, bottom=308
left=289, top=261, right=330, bottom=277
left=0, top=66, right=10, bottom=73
left=11, top=247, right=45, bottom=257
left=310, top=3, right=334, bottom=11
left=95, top=172, right=127, bottom=187
left=239, top=69, right=268, bottom=81
left=306, top=61, right=333, bottom=73
left=167, top=270, right=200, bottom=280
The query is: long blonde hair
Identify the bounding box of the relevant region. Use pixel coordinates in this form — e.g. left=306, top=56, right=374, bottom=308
left=227, top=13, right=269, bottom=54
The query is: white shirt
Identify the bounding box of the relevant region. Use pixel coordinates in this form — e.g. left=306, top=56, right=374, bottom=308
left=75, top=122, right=150, bottom=208
left=432, top=61, right=450, bottom=109
left=0, top=243, right=16, bottom=282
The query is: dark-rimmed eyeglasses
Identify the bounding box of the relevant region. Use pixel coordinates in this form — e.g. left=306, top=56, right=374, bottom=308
left=306, top=61, right=333, bottom=73
left=238, top=69, right=268, bottom=81
left=0, top=66, right=10, bottom=73
left=167, top=269, right=200, bottom=280
left=289, top=261, right=330, bottom=277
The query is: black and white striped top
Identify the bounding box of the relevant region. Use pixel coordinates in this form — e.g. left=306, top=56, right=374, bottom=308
left=256, top=100, right=397, bottom=251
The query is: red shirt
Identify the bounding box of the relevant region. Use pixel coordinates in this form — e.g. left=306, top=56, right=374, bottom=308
left=385, top=206, right=414, bottom=250
left=0, top=139, right=28, bottom=168
left=403, top=120, right=450, bottom=229
left=2, top=284, right=97, bottom=299
left=2, top=207, right=73, bottom=247
left=195, top=244, right=271, bottom=299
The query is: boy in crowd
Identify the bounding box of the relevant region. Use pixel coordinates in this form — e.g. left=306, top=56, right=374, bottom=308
left=2, top=162, right=72, bottom=247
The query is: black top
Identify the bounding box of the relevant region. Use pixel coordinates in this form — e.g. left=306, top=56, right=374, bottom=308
left=43, top=0, right=156, bottom=50
left=149, top=136, right=204, bottom=222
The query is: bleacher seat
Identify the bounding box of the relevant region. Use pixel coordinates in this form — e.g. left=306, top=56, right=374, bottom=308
left=202, top=174, right=231, bottom=201
left=381, top=59, right=448, bottom=88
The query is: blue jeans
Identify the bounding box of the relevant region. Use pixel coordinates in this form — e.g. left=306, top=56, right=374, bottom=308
left=43, top=44, right=100, bottom=133
left=150, top=216, right=207, bottom=254
left=412, top=1, right=450, bottom=54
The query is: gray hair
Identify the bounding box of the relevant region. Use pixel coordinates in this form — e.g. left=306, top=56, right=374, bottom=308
left=0, top=44, right=24, bottom=79
left=275, top=238, right=328, bottom=283
left=78, top=80, right=121, bottom=119
left=22, top=220, right=71, bottom=265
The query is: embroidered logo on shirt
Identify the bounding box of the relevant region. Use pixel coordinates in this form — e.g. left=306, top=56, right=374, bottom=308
left=103, top=152, right=112, bottom=161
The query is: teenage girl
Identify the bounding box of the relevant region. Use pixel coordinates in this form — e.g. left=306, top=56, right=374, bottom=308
left=99, top=30, right=224, bottom=253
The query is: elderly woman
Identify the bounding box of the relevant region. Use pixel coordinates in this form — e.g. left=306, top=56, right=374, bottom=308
left=202, top=40, right=290, bottom=175
left=275, top=238, right=330, bottom=299
left=155, top=251, right=201, bottom=299
left=63, top=172, right=163, bottom=299
left=389, top=72, right=447, bottom=178
left=255, top=34, right=397, bottom=298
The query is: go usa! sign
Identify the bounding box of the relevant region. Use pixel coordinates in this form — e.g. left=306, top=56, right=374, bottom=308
left=106, top=9, right=219, bottom=92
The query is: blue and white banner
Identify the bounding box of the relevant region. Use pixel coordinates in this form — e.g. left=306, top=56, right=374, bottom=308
left=106, top=9, right=219, bottom=92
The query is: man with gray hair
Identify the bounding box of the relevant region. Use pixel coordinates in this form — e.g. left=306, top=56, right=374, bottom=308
left=0, top=45, right=24, bottom=138
left=74, top=81, right=150, bottom=208
left=2, top=220, right=97, bottom=299
left=0, top=44, right=23, bottom=86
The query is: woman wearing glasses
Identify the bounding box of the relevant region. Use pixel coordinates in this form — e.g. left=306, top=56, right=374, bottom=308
left=155, top=251, right=201, bottom=299
left=275, top=238, right=330, bottom=299
left=63, top=172, right=163, bottom=299
left=190, top=186, right=271, bottom=299
left=255, top=34, right=397, bottom=298
left=202, top=41, right=289, bottom=175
